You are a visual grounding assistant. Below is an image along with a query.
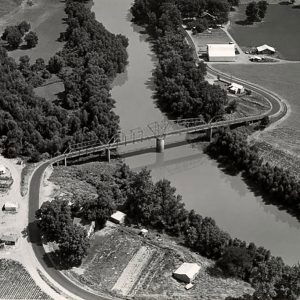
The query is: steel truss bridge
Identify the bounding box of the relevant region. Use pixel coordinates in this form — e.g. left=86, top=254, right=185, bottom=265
left=57, top=113, right=269, bottom=165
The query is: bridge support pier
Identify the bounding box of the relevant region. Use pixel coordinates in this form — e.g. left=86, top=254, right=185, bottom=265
left=156, top=138, right=165, bottom=153
left=206, top=127, right=212, bottom=142
left=106, top=148, right=111, bottom=163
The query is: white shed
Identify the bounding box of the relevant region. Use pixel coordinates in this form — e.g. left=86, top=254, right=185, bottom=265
left=228, top=82, right=245, bottom=94
left=207, top=44, right=236, bottom=62
left=173, top=262, right=201, bottom=283
left=110, top=211, right=126, bottom=224
left=0, top=165, right=6, bottom=175
left=3, top=202, right=17, bottom=212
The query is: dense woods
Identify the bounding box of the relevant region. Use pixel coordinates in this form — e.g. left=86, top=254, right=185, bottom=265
left=131, top=0, right=228, bottom=121
left=0, top=1, right=128, bottom=159
left=206, top=129, right=300, bottom=218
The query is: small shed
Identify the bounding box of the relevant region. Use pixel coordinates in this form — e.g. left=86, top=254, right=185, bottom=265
left=0, top=165, right=6, bottom=175
left=110, top=211, right=126, bottom=224
left=228, top=82, right=244, bottom=94
left=3, top=202, right=17, bottom=212
left=173, top=262, right=201, bottom=283
left=207, top=44, right=236, bottom=62
left=256, top=44, right=275, bottom=55
left=139, top=229, right=148, bottom=237
left=0, top=234, right=18, bottom=245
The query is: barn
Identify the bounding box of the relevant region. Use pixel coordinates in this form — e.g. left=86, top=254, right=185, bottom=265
left=228, top=82, right=245, bottom=94
left=173, top=262, right=201, bottom=283
left=207, top=44, right=236, bottom=62
left=110, top=211, right=126, bottom=224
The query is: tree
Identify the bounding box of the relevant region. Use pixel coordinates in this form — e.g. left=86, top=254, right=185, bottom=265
left=25, top=31, right=38, bottom=48
left=4, top=26, right=23, bottom=49
left=58, top=225, right=90, bottom=267
left=82, top=187, right=115, bottom=228
left=257, top=0, right=268, bottom=19
left=216, top=246, right=253, bottom=279
left=35, top=199, right=72, bottom=242
left=18, top=21, right=31, bottom=35
left=48, top=55, right=64, bottom=73
left=245, top=2, right=259, bottom=22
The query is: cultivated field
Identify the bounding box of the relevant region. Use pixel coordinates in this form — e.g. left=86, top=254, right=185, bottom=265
left=0, top=259, right=51, bottom=299
left=214, top=63, right=300, bottom=173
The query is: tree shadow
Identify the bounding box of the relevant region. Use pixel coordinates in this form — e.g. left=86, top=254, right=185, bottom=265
left=19, top=44, right=30, bottom=50
left=235, top=19, right=253, bottom=26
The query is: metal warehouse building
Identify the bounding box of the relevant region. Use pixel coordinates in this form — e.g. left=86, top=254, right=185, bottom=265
left=207, top=44, right=236, bottom=62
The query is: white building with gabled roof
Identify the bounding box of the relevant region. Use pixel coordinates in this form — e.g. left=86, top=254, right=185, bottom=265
left=207, top=44, right=236, bottom=62
left=256, top=44, right=275, bottom=54
left=173, top=262, right=201, bottom=283
left=110, top=211, right=126, bottom=224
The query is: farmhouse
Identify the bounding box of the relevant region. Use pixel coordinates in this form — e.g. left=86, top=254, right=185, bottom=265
left=228, top=82, right=245, bottom=94
left=0, top=165, right=6, bottom=175
left=73, top=217, right=95, bottom=238
left=256, top=44, right=275, bottom=55
left=110, top=211, right=126, bottom=224
left=173, top=262, right=201, bottom=283
left=3, top=202, right=17, bottom=212
left=0, top=234, right=18, bottom=245
left=207, top=44, right=236, bottom=62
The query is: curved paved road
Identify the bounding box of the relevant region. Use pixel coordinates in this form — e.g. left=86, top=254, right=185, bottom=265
left=28, top=160, right=110, bottom=300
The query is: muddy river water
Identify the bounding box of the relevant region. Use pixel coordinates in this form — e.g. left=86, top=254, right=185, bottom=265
left=92, top=0, right=300, bottom=265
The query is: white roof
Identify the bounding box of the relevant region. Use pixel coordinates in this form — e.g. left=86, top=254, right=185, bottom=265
left=4, top=202, right=17, bottom=208
left=140, top=229, right=148, bottom=233
left=207, top=44, right=235, bottom=57
left=229, top=82, right=244, bottom=90
left=173, top=263, right=200, bottom=279
left=257, top=44, right=275, bottom=52
left=250, top=55, right=262, bottom=60
left=110, top=211, right=126, bottom=221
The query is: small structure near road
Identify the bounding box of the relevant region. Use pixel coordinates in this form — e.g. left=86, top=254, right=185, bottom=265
left=228, top=82, right=245, bottom=94
left=0, top=233, right=18, bottom=246
left=207, top=44, right=236, bottom=62
left=173, top=262, right=201, bottom=283
left=73, top=217, right=95, bottom=238
left=0, top=165, right=6, bottom=175
left=139, top=228, right=148, bottom=237
left=250, top=55, right=262, bottom=62
left=256, top=44, right=276, bottom=55
left=110, top=211, right=126, bottom=224
left=2, top=202, right=18, bottom=212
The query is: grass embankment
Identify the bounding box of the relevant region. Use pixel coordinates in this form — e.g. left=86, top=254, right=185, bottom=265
left=0, top=259, right=51, bottom=299
left=49, top=162, right=253, bottom=299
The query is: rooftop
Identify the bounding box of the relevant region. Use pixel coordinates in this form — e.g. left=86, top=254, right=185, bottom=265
left=207, top=44, right=235, bottom=57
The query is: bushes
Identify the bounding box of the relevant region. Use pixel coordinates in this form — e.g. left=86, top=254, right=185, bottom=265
left=24, top=31, right=38, bottom=48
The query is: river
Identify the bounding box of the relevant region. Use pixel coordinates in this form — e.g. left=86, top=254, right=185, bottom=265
left=92, top=0, right=300, bottom=266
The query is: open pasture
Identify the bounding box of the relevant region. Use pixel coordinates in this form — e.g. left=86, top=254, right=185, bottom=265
left=214, top=63, right=300, bottom=158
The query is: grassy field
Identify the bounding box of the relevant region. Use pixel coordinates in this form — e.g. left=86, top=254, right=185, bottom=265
left=50, top=163, right=254, bottom=299
left=0, top=0, right=67, bottom=63
left=0, top=0, right=21, bottom=17
left=214, top=63, right=300, bottom=173
left=0, top=259, right=51, bottom=299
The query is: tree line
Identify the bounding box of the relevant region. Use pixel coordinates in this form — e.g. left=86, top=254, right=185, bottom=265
left=36, top=162, right=300, bottom=299
left=131, top=0, right=229, bottom=122
left=0, top=1, right=128, bottom=159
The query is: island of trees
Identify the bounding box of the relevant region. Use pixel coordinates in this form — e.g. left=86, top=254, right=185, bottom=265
left=245, top=1, right=269, bottom=23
